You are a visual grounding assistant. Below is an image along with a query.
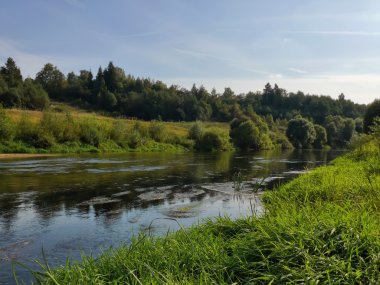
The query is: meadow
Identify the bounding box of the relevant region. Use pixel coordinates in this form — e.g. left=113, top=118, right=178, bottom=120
left=1, top=103, right=231, bottom=154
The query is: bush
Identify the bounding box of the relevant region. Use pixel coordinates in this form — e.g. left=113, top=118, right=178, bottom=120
left=188, top=121, right=204, bottom=141
left=149, top=121, right=168, bottom=142
left=199, top=131, right=223, bottom=151
left=23, top=81, right=50, bottom=110
left=110, top=120, right=127, bottom=144
left=272, top=132, right=294, bottom=149
left=34, top=128, right=56, bottom=148
left=127, top=130, right=143, bottom=148
left=79, top=119, right=102, bottom=147
left=230, top=120, right=260, bottom=150
left=286, top=117, right=316, bottom=148
left=15, top=114, right=39, bottom=145
left=313, top=124, right=327, bottom=149
left=0, top=105, right=15, bottom=142
left=364, top=100, right=380, bottom=133
left=259, top=133, right=274, bottom=150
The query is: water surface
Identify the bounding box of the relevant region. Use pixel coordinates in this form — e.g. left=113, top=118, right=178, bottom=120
left=0, top=149, right=342, bottom=284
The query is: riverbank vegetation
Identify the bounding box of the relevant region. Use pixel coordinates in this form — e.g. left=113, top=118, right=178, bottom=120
left=0, top=57, right=369, bottom=153
left=29, top=128, right=380, bottom=284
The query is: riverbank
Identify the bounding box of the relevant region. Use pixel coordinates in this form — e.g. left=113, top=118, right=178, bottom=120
left=1, top=106, right=234, bottom=155
left=29, top=140, right=380, bottom=284
left=0, top=153, right=57, bottom=159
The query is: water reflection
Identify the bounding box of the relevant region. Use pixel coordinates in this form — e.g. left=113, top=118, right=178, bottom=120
left=0, top=149, right=342, bottom=284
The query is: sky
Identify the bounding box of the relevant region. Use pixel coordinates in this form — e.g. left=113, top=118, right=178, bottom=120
left=1, top=0, right=380, bottom=104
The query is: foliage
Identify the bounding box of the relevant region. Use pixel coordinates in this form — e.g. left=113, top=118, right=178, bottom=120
left=149, top=121, right=168, bottom=143
left=0, top=58, right=368, bottom=151
left=324, top=115, right=356, bottom=148
left=0, top=58, right=366, bottom=126
left=313, top=124, right=327, bottom=149
left=230, top=119, right=260, bottom=150
left=195, top=129, right=230, bottom=151
left=286, top=117, right=316, bottom=148
left=364, top=99, right=380, bottom=133
left=188, top=121, right=204, bottom=141
left=0, top=105, right=14, bottom=142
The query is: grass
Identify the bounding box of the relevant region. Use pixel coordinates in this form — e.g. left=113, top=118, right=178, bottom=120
left=28, top=139, right=380, bottom=284
left=2, top=105, right=230, bottom=154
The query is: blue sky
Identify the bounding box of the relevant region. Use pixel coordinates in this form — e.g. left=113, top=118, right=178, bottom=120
left=1, top=0, right=380, bottom=103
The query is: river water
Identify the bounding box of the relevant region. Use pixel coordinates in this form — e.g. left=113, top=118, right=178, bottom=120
left=0, top=149, right=342, bottom=284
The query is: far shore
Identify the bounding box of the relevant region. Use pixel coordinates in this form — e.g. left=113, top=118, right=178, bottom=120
left=0, top=153, right=57, bottom=159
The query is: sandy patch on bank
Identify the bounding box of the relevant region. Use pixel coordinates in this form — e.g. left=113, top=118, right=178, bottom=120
left=0, top=154, right=56, bottom=159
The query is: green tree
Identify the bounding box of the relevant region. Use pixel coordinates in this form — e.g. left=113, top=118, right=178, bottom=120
left=23, top=80, right=50, bottom=110
left=0, top=57, right=22, bottom=88
left=313, top=124, right=327, bottom=149
left=1, top=88, right=22, bottom=107
left=286, top=117, right=316, bottom=148
left=103, top=61, right=125, bottom=92
left=363, top=100, right=380, bottom=133
left=35, top=63, right=65, bottom=99
left=230, top=119, right=260, bottom=150
left=342, top=118, right=355, bottom=142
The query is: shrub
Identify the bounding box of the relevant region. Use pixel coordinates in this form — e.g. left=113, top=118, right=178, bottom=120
left=149, top=121, right=168, bottom=142
left=110, top=120, right=127, bottom=144
left=0, top=105, right=15, bottom=142
left=199, top=131, right=223, bottom=151
left=79, top=119, right=102, bottom=147
left=188, top=121, right=204, bottom=141
left=364, top=99, right=380, bottom=133
left=230, top=120, right=260, bottom=150
left=127, top=130, right=143, bottom=148
left=313, top=124, right=327, bottom=149
left=286, top=117, right=316, bottom=148
left=15, top=114, right=39, bottom=145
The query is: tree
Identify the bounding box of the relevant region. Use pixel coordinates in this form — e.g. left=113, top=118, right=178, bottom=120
left=1, top=88, right=22, bottom=107
left=230, top=119, right=260, bottom=150
left=286, top=117, right=316, bottom=148
left=363, top=100, right=380, bottom=133
left=313, top=124, right=327, bottom=149
left=35, top=63, right=65, bottom=99
left=103, top=61, right=125, bottom=92
left=342, top=118, right=355, bottom=142
left=0, top=57, right=22, bottom=88
left=23, top=80, right=50, bottom=110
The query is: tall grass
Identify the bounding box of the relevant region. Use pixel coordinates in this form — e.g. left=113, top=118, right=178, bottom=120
left=31, top=140, right=380, bottom=284
left=1, top=108, right=211, bottom=153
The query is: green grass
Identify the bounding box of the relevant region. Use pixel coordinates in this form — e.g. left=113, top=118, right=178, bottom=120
left=2, top=106, right=230, bottom=154
left=28, top=139, right=380, bottom=284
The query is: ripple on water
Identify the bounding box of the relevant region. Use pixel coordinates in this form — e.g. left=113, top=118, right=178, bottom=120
left=85, top=165, right=166, bottom=173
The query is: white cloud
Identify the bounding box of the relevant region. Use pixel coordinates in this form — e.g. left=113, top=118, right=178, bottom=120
left=286, top=30, right=380, bottom=36
left=270, top=74, right=283, bottom=79
left=288, top=68, right=308, bottom=74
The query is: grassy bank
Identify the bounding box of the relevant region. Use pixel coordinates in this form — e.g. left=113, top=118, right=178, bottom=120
left=29, top=139, right=380, bottom=284
left=1, top=104, right=231, bottom=154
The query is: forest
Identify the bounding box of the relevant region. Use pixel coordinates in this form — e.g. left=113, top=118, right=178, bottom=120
left=0, top=57, right=376, bottom=152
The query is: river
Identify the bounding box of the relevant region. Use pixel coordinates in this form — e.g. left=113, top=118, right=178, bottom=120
left=0, top=149, right=342, bottom=284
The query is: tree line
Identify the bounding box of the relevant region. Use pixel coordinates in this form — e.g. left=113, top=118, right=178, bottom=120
left=0, top=57, right=377, bottom=151
left=0, top=58, right=366, bottom=122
